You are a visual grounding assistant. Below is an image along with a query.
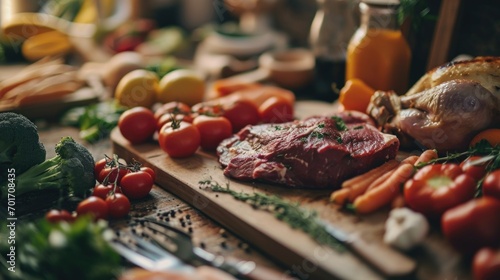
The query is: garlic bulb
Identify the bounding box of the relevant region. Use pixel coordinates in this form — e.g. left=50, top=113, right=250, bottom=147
left=383, top=207, right=429, bottom=251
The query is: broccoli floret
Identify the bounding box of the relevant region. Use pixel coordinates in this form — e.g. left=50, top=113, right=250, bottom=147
left=0, top=112, right=46, bottom=180
left=0, top=137, right=95, bottom=199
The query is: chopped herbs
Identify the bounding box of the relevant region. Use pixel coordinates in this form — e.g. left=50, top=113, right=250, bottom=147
left=353, top=125, right=364, bottom=130
left=336, top=136, right=343, bottom=144
left=274, top=125, right=282, bottom=131
left=331, top=116, right=347, bottom=131
left=317, top=123, right=325, bottom=128
left=199, top=180, right=346, bottom=252
left=310, top=131, right=327, bottom=139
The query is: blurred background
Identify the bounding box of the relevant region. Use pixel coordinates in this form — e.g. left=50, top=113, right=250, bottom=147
left=0, top=0, right=499, bottom=100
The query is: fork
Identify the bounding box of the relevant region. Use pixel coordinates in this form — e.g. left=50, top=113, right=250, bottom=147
left=109, top=230, right=194, bottom=273
left=135, top=217, right=294, bottom=280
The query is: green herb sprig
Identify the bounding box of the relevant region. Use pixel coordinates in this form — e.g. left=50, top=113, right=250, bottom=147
left=416, top=140, right=500, bottom=171
left=199, top=180, right=345, bottom=252
left=415, top=141, right=500, bottom=197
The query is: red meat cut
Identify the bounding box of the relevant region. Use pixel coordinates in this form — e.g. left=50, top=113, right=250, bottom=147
left=217, top=112, right=399, bottom=189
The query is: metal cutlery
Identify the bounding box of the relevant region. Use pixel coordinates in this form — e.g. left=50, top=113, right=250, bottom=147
left=109, top=230, right=194, bottom=273
left=135, top=217, right=294, bottom=280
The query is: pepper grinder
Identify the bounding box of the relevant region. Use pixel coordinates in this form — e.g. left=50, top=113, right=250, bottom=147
left=309, top=0, right=357, bottom=101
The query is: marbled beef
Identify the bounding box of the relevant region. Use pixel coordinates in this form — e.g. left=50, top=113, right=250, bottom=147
left=217, top=112, right=399, bottom=189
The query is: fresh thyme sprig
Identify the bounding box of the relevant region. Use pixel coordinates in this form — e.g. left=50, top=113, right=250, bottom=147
left=199, top=180, right=346, bottom=252
left=415, top=140, right=500, bottom=172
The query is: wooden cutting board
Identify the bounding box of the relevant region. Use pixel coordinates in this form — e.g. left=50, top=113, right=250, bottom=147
left=111, top=101, right=470, bottom=280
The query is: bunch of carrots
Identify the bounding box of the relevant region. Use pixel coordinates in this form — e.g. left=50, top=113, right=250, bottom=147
left=331, top=149, right=438, bottom=214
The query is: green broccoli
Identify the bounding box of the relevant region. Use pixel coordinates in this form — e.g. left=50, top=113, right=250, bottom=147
left=0, top=112, right=46, bottom=180
left=0, top=136, right=95, bottom=199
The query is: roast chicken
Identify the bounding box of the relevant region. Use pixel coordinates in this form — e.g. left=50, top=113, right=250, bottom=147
left=368, top=56, right=500, bottom=152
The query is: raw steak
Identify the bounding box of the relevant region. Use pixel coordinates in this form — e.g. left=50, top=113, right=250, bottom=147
left=217, top=112, right=399, bottom=189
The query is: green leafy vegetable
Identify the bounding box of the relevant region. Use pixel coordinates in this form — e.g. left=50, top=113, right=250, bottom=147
left=200, top=180, right=345, bottom=252
left=61, top=101, right=126, bottom=143
left=0, top=217, right=121, bottom=280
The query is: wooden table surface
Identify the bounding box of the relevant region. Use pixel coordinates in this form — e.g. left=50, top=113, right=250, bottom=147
left=36, top=124, right=288, bottom=278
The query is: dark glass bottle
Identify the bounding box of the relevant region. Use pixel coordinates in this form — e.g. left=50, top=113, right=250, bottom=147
left=309, top=0, right=357, bottom=101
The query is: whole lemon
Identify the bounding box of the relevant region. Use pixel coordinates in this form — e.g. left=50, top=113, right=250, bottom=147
left=157, top=69, right=205, bottom=106
left=115, top=69, right=158, bottom=108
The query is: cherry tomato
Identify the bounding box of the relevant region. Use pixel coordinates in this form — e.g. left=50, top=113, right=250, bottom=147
left=92, top=183, right=122, bottom=199
left=258, top=96, right=294, bottom=124
left=94, top=158, right=108, bottom=178
left=76, top=196, right=109, bottom=220
left=45, top=209, right=75, bottom=223
left=98, top=167, right=129, bottom=184
left=118, top=107, right=157, bottom=144
left=154, top=101, right=191, bottom=121
left=473, top=247, right=500, bottom=280
left=460, top=156, right=489, bottom=181
left=105, top=193, right=131, bottom=219
left=482, top=170, right=500, bottom=199
left=441, top=197, right=500, bottom=254
left=193, top=115, right=233, bottom=150
left=158, top=121, right=200, bottom=158
left=120, top=171, right=154, bottom=199
left=140, top=166, right=156, bottom=182
left=222, top=99, right=260, bottom=132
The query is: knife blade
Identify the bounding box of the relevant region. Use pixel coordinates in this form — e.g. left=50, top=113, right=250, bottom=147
left=319, top=219, right=417, bottom=277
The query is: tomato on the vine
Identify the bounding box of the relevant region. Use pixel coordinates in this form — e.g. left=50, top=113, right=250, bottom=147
left=105, top=193, right=131, bottom=219
left=45, top=209, right=75, bottom=223
left=120, top=170, right=154, bottom=199
left=482, top=170, right=500, bottom=199
left=76, top=196, right=109, bottom=220
left=118, top=107, right=157, bottom=144
left=158, top=121, right=200, bottom=158
left=98, top=167, right=129, bottom=184
left=140, top=166, right=156, bottom=182
left=193, top=115, right=232, bottom=150
left=92, top=183, right=121, bottom=199
left=94, top=158, right=108, bottom=178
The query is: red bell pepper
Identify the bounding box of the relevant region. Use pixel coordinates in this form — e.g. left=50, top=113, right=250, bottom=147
left=404, top=163, right=476, bottom=217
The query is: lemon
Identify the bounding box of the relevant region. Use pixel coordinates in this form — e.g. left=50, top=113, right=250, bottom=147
left=157, top=69, right=205, bottom=106
left=115, top=69, right=158, bottom=108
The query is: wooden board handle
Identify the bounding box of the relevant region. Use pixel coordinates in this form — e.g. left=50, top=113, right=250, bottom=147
left=349, top=235, right=417, bottom=277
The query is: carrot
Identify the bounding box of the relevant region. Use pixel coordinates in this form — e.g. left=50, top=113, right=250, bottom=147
left=197, top=85, right=295, bottom=109
left=353, top=162, right=416, bottom=214
left=330, top=188, right=351, bottom=205
left=391, top=193, right=406, bottom=209
left=341, top=160, right=399, bottom=189
left=414, top=149, right=438, bottom=166
left=210, top=79, right=262, bottom=98
left=365, top=155, right=418, bottom=193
